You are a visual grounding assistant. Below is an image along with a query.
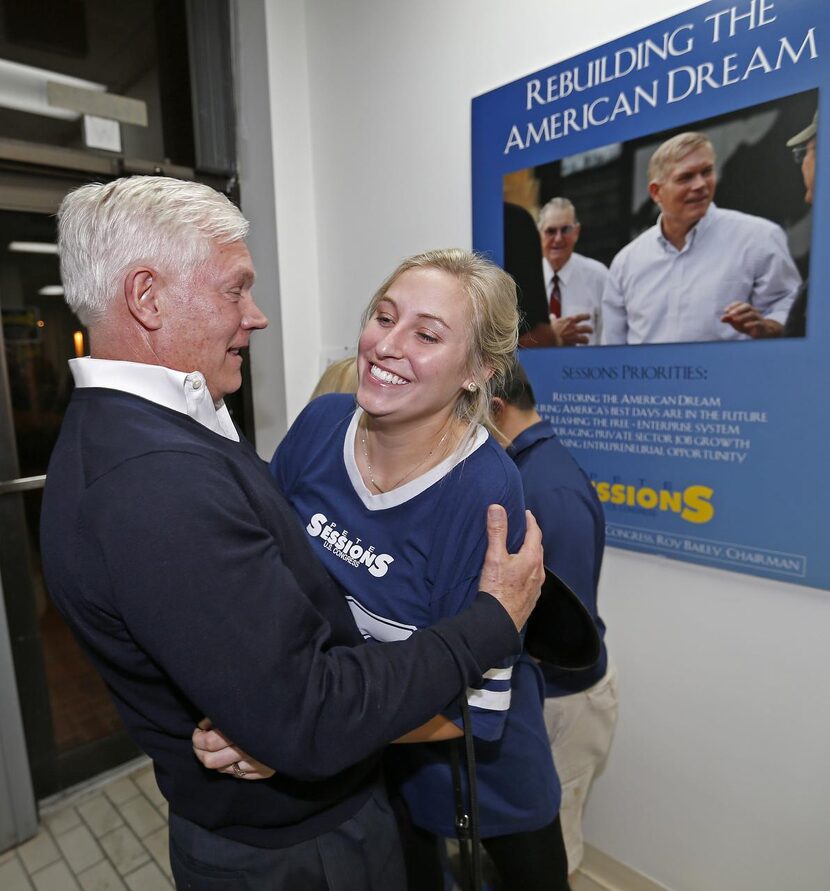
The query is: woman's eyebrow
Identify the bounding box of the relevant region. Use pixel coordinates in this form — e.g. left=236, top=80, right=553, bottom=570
left=380, top=296, right=451, bottom=329
left=416, top=312, right=451, bottom=330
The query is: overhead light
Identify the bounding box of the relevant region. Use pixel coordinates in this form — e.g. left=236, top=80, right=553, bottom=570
left=0, top=58, right=105, bottom=121
left=8, top=242, right=58, bottom=254
left=38, top=285, right=65, bottom=296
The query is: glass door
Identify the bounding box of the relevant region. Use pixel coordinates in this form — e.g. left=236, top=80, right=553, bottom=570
left=0, top=208, right=140, bottom=799
left=0, top=0, right=248, bottom=807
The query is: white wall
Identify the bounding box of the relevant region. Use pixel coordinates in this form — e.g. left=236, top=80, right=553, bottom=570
left=592, top=551, right=829, bottom=889
left=259, top=2, right=830, bottom=888
left=235, top=0, right=288, bottom=453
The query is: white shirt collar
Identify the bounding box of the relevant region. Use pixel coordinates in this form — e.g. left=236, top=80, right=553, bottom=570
left=656, top=203, right=716, bottom=253
left=542, top=255, right=574, bottom=288
left=69, top=357, right=240, bottom=442
left=543, top=256, right=554, bottom=287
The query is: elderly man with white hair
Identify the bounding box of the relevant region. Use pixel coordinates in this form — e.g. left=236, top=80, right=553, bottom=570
left=537, top=197, right=609, bottom=346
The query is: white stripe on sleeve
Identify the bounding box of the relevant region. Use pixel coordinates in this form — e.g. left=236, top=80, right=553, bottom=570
left=465, top=687, right=512, bottom=711
left=482, top=666, right=513, bottom=681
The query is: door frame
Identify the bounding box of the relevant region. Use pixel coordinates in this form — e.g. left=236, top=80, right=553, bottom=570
left=0, top=1, right=256, bottom=838
left=0, top=567, right=37, bottom=852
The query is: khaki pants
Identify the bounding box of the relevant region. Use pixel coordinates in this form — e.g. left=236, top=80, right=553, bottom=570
left=543, top=664, right=619, bottom=874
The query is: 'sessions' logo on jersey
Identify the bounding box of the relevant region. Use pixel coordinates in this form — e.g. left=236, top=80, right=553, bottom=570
left=306, top=512, right=395, bottom=578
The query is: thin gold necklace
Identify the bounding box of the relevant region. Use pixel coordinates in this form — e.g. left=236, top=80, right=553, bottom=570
left=360, top=420, right=451, bottom=494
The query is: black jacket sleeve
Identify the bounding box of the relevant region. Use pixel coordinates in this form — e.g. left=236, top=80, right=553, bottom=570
left=82, top=451, right=520, bottom=782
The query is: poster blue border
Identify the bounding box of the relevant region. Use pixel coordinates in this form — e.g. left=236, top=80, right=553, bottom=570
left=472, top=0, right=830, bottom=589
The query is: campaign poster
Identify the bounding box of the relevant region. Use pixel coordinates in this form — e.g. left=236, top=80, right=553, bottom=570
left=472, top=0, right=829, bottom=589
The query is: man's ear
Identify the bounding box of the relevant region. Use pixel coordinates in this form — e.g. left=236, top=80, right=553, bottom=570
left=124, top=268, right=162, bottom=331
left=491, top=396, right=506, bottom=417
left=648, top=180, right=662, bottom=206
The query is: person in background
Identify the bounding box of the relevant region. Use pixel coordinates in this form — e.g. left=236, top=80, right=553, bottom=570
left=40, top=177, right=544, bottom=891
left=195, top=249, right=571, bottom=891
left=503, top=201, right=558, bottom=348
left=310, top=356, right=358, bottom=399
left=784, top=111, right=817, bottom=338
left=493, top=361, right=618, bottom=879
left=538, top=197, right=609, bottom=346
left=602, top=131, right=801, bottom=344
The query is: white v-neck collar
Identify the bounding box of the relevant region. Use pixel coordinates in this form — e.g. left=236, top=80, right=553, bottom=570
left=343, top=408, right=488, bottom=511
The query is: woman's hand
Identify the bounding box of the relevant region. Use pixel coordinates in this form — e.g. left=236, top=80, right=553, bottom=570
left=192, top=719, right=276, bottom=780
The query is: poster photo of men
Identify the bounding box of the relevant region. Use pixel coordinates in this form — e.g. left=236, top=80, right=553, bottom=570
left=503, top=88, right=817, bottom=348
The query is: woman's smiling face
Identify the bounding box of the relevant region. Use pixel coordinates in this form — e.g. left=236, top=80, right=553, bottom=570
left=356, top=267, right=474, bottom=427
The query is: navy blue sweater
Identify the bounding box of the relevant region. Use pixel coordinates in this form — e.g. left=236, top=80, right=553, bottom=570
left=40, top=388, right=520, bottom=848
left=509, top=421, right=608, bottom=696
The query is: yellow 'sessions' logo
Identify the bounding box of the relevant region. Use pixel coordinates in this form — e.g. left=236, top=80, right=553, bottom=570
left=593, top=482, right=714, bottom=524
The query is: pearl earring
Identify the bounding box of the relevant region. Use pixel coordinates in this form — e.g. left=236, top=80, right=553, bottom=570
left=467, top=382, right=477, bottom=393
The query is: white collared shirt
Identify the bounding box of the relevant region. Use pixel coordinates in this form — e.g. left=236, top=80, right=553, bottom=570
left=542, top=253, right=609, bottom=345
left=69, top=357, right=240, bottom=442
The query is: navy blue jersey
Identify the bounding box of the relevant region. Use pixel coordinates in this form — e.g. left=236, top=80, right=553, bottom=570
left=272, top=394, right=558, bottom=837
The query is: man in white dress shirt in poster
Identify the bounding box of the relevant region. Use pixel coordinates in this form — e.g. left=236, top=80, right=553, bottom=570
left=601, top=131, right=801, bottom=345
left=538, top=198, right=610, bottom=346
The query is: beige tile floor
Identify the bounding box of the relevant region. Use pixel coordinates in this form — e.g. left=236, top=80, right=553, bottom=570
left=1, top=758, right=608, bottom=891
left=0, top=758, right=171, bottom=891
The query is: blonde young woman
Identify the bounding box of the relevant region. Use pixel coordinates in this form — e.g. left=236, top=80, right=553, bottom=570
left=195, top=249, right=569, bottom=890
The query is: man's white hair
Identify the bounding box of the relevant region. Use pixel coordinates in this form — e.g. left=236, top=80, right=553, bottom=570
left=538, top=197, right=578, bottom=230
left=57, top=176, right=249, bottom=325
